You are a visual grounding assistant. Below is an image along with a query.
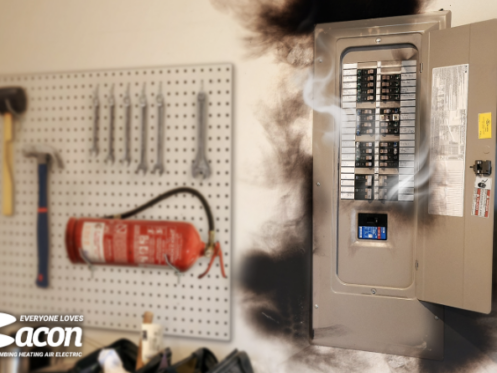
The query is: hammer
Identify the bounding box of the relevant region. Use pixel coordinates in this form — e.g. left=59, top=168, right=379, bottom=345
left=23, top=144, right=63, bottom=288
left=0, top=87, right=27, bottom=216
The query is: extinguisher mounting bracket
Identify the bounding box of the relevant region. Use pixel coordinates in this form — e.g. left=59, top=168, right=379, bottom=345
left=79, top=247, right=95, bottom=277
left=164, top=254, right=183, bottom=284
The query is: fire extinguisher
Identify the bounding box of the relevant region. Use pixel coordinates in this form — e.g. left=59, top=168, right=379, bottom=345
left=65, top=187, right=226, bottom=279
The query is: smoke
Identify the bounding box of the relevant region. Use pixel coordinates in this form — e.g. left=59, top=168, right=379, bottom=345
left=212, top=0, right=497, bottom=372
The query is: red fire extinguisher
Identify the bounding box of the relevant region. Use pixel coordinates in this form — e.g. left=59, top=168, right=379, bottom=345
left=65, top=187, right=226, bottom=279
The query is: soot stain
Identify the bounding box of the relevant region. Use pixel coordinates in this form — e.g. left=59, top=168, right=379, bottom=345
left=284, top=346, right=374, bottom=372
left=211, top=0, right=425, bottom=66
left=238, top=82, right=313, bottom=346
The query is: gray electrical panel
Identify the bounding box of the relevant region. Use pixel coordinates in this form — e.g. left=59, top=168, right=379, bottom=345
left=313, top=11, right=497, bottom=359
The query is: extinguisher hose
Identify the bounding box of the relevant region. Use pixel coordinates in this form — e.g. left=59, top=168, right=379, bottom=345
left=105, top=187, right=214, bottom=233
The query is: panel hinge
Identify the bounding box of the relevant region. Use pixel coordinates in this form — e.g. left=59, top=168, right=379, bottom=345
left=415, top=260, right=419, bottom=270
left=420, top=63, right=423, bottom=73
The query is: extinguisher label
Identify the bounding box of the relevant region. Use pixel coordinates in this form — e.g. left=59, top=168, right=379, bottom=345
left=76, top=219, right=197, bottom=268
left=113, top=223, right=129, bottom=262
left=81, top=222, right=105, bottom=262
left=133, top=225, right=183, bottom=265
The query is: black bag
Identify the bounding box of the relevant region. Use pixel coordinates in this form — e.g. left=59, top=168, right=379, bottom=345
left=208, top=350, right=253, bottom=373
left=69, top=339, right=138, bottom=373
left=137, top=348, right=172, bottom=373
left=159, top=348, right=217, bottom=373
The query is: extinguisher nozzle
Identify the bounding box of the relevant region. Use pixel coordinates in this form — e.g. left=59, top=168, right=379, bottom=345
left=198, top=241, right=227, bottom=280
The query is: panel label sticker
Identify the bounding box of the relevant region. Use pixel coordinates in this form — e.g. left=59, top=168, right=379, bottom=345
left=472, top=177, right=492, bottom=218
left=478, top=112, right=492, bottom=139
left=428, top=64, right=469, bottom=217
left=358, top=226, right=387, bottom=240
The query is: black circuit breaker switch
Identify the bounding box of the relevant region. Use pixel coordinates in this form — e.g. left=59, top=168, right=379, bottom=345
left=354, top=175, right=374, bottom=200
left=378, top=142, right=399, bottom=168
left=355, top=142, right=375, bottom=167
left=358, top=213, right=387, bottom=240
left=356, top=109, right=376, bottom=136
left=357, top=69, right=377, bottom=102
left=380, top=75, right=401, bottom=101
left=376, top=175, right=399, bottom=201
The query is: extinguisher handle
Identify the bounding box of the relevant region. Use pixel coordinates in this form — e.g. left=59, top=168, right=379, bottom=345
left=36, top=163, right=49, bottom=288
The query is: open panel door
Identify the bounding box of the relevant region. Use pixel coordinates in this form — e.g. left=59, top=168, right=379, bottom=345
left=416, top=19, right=497, bottom=313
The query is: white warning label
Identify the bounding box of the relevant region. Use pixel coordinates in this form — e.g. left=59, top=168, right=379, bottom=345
left=428, top=64, right=469, bottom=217
left=81, top=222, right=105, bottom=261
left=472, top=177, right=492, bottom=218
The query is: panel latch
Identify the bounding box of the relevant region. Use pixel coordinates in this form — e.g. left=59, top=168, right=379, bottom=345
left=470, top=160, right=492, bottom=176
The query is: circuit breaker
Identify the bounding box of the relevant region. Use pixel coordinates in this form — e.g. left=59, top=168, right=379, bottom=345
left=312, top=11, right=497, bottom=359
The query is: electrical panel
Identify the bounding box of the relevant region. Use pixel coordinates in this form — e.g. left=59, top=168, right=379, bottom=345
left=312, top=12, right=497, bottom=360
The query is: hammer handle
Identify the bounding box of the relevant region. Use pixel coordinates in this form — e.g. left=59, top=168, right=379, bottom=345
left=2, top=113, right=13, bottom=216
left=36, top=163, right=49, bottom=288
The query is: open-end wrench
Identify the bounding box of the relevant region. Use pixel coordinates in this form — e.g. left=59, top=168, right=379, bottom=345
left=90, top=85, right=100, bottom=156
left=120, top=84, right=132, bottom=165
left=105, top=85, right=115, bottom=163
left=192, top=86, right=211, bottom=179
left=151, top=83, right=165, bottom=175
left=135, top=83, right=148, bottom=174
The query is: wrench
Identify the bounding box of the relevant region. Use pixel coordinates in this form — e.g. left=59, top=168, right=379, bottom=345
left=90, top=85, right=100, bottom=156
left=135, top=83, right=148, bottom=174
left=151, top=83, right=165, bottom=175
left=192, top=86, right=211, bottom=179
left=105, top=84, right=115, bottom=163
left=120, top=84, right=132, bottom=165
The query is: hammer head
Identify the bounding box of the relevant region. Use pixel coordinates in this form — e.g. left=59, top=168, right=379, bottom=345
left=23, top=144, right=63, bottom=169
left=0, top=87, right=27, bottom=115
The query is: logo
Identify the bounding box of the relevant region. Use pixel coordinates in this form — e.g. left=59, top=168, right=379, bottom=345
left=0, top=313, right=83, bottom=349
left=0, top=313, right=16, bottom=348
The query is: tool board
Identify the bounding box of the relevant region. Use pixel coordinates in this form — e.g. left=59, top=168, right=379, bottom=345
left=0, top=63, right=233, bottom=341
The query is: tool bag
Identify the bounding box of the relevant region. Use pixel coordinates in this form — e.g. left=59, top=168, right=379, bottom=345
left=68, top=339, right=138, bottom=373
left=159, top=349, right=253, bottom=373
left=207, top=350, right=253, bottom=373
left=158, top=348, right=217, bottom=373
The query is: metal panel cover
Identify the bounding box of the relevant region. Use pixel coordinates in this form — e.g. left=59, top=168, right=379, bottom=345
left=416, top=20, right=497, bottom=314
left=312, top=11, right=451, bottom=359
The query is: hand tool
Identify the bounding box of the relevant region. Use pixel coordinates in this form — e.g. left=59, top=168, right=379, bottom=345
left=151, top=83, right=165, bottom=175
left=23, top=144, right=64, bottom=288
left=135, top=84, right=148, bottom=174
left=192, top=85, right=211, bottom=179
left=0, top=87, right=27, bottom=216
left=105, top=85, right=115, bottom=163
left=90, top=85, right=100, bottom=156
left=120, top=84, right=132, bottom=165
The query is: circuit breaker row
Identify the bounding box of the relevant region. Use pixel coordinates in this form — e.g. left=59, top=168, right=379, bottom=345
left=340, top=60, right=416, bottom=202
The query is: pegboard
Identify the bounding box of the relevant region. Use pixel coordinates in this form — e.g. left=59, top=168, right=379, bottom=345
left=0, top=64, right=232, bottom=341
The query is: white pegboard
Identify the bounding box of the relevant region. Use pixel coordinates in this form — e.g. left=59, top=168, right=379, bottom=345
left=0, top=64, right=232, bottom=341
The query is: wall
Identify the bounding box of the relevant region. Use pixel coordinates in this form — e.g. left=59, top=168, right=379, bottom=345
left=0, top=0, right=496, bottom=372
